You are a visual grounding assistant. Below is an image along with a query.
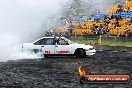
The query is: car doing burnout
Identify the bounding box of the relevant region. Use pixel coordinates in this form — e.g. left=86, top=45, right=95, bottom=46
left=22, top=37, right=96, bottom=58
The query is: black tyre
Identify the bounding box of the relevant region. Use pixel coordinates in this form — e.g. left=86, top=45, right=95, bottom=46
left=75, top=49, right=86, bottom=58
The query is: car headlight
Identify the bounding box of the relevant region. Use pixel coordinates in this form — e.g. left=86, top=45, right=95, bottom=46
left=89, top=47, right=94, bottom=50
left=86, top=47, right=94, bottom=51
left=85, top=46, right=95, bottom=51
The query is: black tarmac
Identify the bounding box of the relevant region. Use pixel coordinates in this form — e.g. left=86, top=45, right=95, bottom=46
left=0, top=50, right=132, bottom=88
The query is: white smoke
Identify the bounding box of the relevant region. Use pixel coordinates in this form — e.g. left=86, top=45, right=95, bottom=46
left=0, top=0, right=69, bottom=62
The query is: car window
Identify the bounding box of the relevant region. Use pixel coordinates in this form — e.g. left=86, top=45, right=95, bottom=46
left=45, top=38, right=54, bottom=45
left=59, top=39, right=66, bottom=45
left=34, top=39, right=45, bottom=45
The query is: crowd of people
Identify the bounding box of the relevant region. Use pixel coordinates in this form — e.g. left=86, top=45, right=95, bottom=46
left=70, top=15, right=132, bottom=37
left=69, top=0, right=132, bottom=37
left=49, top=0, right=132, bottom=39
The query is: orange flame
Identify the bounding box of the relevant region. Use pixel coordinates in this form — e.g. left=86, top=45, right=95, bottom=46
left=78, top=66, right=86, bottom=76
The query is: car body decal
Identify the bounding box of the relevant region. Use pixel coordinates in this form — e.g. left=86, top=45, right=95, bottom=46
left=58, top=51, right=70, bottom=54
left=44, top=51, right=50, bottom=54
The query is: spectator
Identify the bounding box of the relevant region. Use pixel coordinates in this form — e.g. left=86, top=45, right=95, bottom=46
left=130, top=18, right=132, bottom=23
left=96, top=27, right=102, bottom=44
left=79, top=22, right=82, bottom=28
left=115, top=20, right=120, bottom=27
left=69, top=20, right=75, bottom=34
left=91, top=24, right=96, bottom=39
left=54, top=36, right=59, bottom=45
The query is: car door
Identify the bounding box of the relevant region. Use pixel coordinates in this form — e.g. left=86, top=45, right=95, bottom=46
left=33, top=38, right=55, bottom=55
left=33, top=38, right=45, bottom=54
left=43, top=38, right=55, bottom=55
left=54, top=38, right=71, bottom=55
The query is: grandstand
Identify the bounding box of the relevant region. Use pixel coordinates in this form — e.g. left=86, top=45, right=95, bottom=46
left=52, top=0, right=132, bottom=37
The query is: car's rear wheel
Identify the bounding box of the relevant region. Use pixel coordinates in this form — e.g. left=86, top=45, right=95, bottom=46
left=75, top=49, right=86, bottom=58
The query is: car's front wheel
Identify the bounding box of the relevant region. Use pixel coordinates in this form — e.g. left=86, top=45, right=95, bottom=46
left=75, top=49, right=86, bottom=58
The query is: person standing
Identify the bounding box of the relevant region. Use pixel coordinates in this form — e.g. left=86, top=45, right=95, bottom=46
left=96, top=27, right=102, bottom=44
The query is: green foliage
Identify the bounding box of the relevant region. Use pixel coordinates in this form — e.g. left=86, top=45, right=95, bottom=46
left=72, top=39, right=132, bottom=47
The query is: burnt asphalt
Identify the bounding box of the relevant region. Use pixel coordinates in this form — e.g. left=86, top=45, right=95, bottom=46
left=0, top=50, right=132, bottom=88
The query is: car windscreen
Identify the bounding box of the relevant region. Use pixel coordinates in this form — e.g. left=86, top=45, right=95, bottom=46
left=64, top=38, right=74, bottom=44
left=34, top=38, right=45, bottom=45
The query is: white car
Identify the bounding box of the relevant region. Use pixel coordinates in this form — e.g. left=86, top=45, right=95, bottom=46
left=22, top=37, right=96, bottom=58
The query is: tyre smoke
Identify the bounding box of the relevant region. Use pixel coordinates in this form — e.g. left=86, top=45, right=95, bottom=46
left=0, top=0, right=68, bottom=61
